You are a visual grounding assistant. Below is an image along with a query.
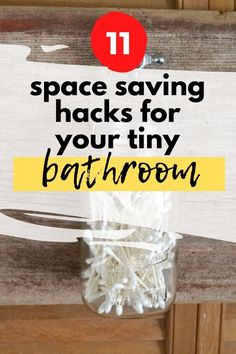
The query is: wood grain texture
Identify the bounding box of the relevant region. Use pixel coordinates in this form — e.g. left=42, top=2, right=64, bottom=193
left=0, top=233, right=235, bottom=305
left=0, top=0, right=177, bottom=8
left=182, top=0, right=208, bottom=10
left=0, top=306, right=166, bottom=342
left=222, top=304, right=236, bottom=342
left=1, top=0, right=236, bottom=11
left=172, top=304, right=198, bottom=354
left=0, top=341, right=166, bottom=354
left=176, top=237, right=236, bottom=303
left=221, top=342, right=236, bottom=354
left=0, top=7, right=235, bottom=71
left=166, top=306, right=174, bottom=354
left=168, top=302, right=236, bottom=354
left=224, top=303, right=236, bottom=319
left=181, top=0, right=235, bottom=10
left=222, top=319, right=236, bottom=341
left=209, top=0, right=235, bottom=11
left=1, top=302, right=235, bottom=354
left=219, top=303, right=236, bottom=354
left=0, top=304, right=166, bottom=354
left=177, top=0, right=183, bottom=9
left=196, top=303, right=222, bottom=354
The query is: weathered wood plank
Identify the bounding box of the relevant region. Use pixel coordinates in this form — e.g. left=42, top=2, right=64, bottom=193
left=209, top=0, right=235, bottom=11
left=1, top=304, right=168, bottom=320
left=177, top=0, right=183, bottom=9
left=222, top=319, right=236, bottom=342
left=183, top=0, right=208, bottom=10
left=0, top=305, right=166, bottom=342
left=172, top=304, right=198, bottom=354
left=0, top=233, right=235, bottom=305
left=0, top=0, right=177, bottom=8
left=221, top=342, right=236, bottom=354
left=0, top=341, right=166, bottom=354
left=224, top=303, right=236, bottom=319
left=3, top=0, right=235, bottom=11
left=176, top=237, right=236, bottom=303
left=0, top=304, right=166, bottom=353
left=167, top=302, right=236, bottom=354
left=166, top=306, right=174, bottom=354
left=196, top=303, right=222, bottom=354
left=0, top=7, right=235, bottom=71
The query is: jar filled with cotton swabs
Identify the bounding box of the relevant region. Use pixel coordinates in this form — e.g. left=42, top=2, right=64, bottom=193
left=80, top=191, right=179, bottom=318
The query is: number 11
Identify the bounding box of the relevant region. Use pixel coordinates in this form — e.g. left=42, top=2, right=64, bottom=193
left=106, top=32, right=130, bottom=55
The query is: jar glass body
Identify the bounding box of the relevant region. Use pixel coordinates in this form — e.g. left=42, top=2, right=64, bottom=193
left=80, top=191, right=179, bottom=318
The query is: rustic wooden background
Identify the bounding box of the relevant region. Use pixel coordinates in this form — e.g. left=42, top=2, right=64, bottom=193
left=0, top=0, right=235, bottom=11
left=0, top=302, right=235, bottom=354
left=0, top=1, right=235, bottom=354
left=0, top=6, right=236, bottom=244
left=0, top=5, right=235, bottom=302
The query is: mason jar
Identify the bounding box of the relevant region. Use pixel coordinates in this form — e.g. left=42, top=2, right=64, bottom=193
left=78, top=63, right=180, bottom=317
left=80, top=191, right=179, bottom=318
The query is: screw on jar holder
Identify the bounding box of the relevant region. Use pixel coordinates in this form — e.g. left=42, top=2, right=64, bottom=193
left=139, top=54, right=165, bottom=69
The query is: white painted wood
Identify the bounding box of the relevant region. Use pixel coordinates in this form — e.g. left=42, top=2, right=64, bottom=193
left=0, top=44, right=235, bottom=242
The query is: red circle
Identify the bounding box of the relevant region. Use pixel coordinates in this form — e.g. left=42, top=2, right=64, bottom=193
left=91, top=11, right=147, bottom=73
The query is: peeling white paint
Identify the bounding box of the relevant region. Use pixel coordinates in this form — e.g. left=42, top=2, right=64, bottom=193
left=41, top=44, right=69, bottom=53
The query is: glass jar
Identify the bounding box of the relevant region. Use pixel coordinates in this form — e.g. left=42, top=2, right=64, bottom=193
left=80, top=191, right=179, bottom=318
left=78, top=63, right=180, bottom=317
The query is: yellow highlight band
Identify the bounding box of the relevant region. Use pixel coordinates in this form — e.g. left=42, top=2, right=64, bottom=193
left=13, top=154, right=225, bottom=192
